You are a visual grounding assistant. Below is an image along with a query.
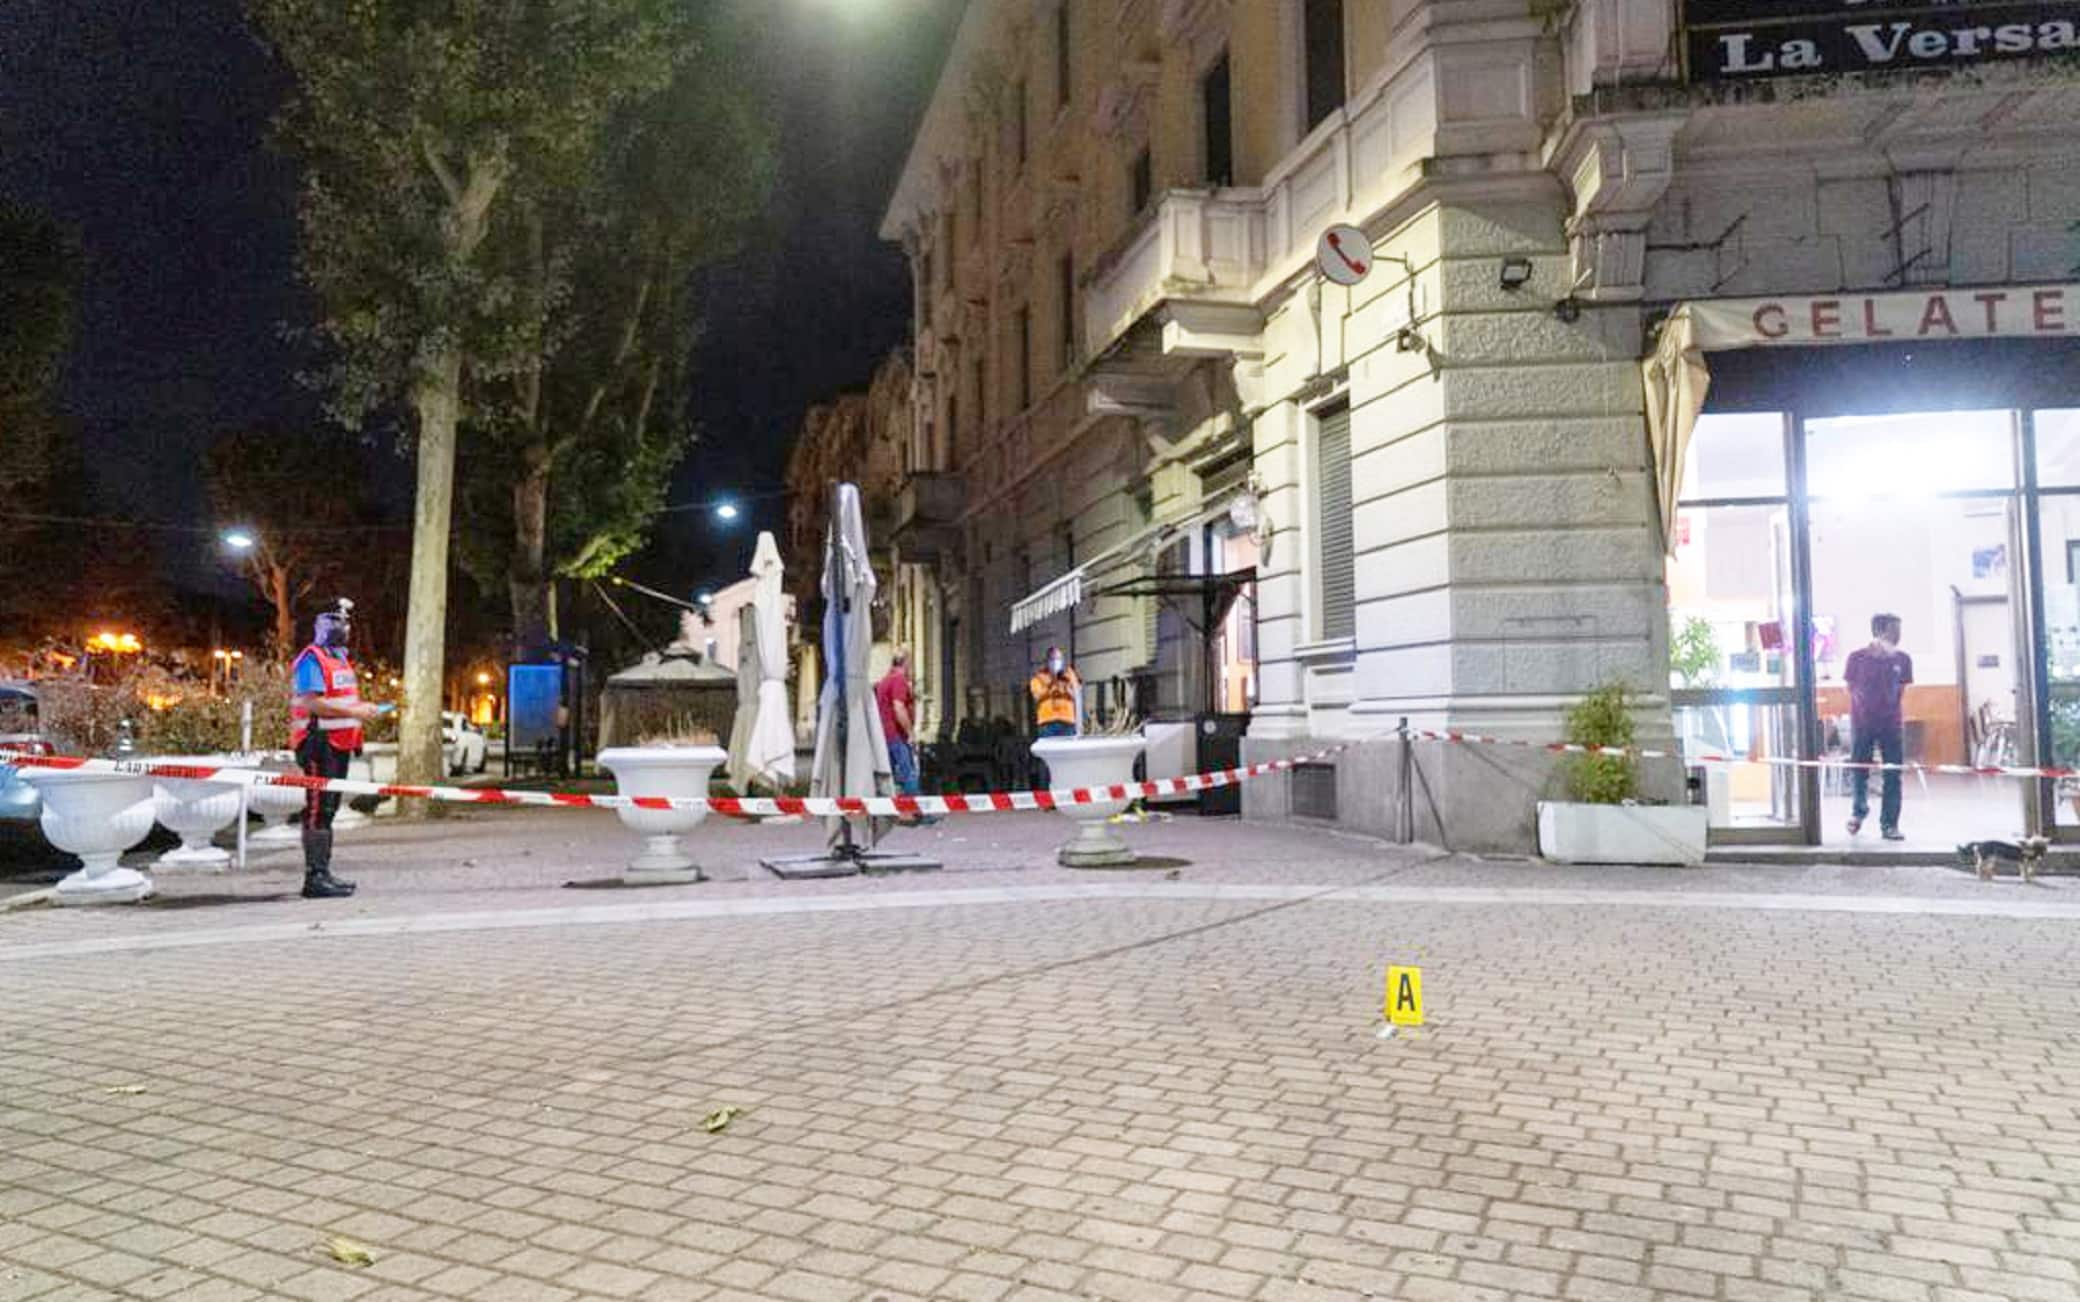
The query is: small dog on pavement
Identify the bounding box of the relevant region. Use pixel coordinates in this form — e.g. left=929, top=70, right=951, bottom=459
left=1956, top=836, right=2049, bottom=883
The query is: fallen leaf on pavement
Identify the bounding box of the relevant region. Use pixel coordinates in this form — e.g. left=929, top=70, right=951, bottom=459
left=324, top=1236, right=375, bottom=1268
left=702, top=1106, right=743, bottom=1133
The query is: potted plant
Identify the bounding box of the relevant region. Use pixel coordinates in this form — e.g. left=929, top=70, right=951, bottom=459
left=1536, top=683, right=1707, bottom=866
left=597, top=720, right=728, bottom=884
left=1669, top=616, right=1720, bottom=689
left=1029, top=714, right=1147, bottom=867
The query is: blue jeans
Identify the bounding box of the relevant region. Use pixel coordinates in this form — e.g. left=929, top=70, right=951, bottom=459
left=1849, top=725, right=1903, bottom=831
left=1036, top=721, right=1076, bottom=739
left=888, top=739, right=921, bottom=796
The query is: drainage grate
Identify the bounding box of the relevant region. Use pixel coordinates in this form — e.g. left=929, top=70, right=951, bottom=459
left=1291, top=763, right=1338, bottom=821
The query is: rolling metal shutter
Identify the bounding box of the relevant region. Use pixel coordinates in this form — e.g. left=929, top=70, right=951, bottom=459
left=1316, top=405, right=1355, bottom=640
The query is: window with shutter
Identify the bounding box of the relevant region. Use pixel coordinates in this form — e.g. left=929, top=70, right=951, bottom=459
left=1315, top=405, right=1355, bottom=641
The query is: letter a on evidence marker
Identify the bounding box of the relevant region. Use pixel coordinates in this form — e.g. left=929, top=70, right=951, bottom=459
left=1385, top=966, right=1424, bottom=1027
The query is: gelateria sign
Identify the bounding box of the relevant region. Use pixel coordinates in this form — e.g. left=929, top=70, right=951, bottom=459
left=1686, top=1, right=2080, bottom=80
left=1688, top=284, right=2076, bottom=348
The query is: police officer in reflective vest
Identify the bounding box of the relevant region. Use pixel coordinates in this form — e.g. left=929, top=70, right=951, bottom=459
left=290, top=600, right=378, bottom=899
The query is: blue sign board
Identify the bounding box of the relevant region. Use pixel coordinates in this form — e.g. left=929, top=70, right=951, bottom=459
left=507, top=664, right=564, bottom=752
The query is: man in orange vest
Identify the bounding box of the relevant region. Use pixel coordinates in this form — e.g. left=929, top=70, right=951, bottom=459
left=1028, top=646, right=1081, bottom=739
left=290, top=600, right=380, bottom=899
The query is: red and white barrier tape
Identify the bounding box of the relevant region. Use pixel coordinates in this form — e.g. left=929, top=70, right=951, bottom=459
left=0, top=746, right=1352, bottom=820
left=1406, top=729, right=2078, bottom=781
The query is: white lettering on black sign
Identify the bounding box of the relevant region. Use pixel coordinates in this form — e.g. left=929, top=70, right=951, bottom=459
left=1687, top=1, right=2080, bottom=80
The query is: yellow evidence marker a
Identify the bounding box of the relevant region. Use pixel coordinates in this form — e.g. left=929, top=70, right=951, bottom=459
left=1385, top=966, right=1424, bottom=1027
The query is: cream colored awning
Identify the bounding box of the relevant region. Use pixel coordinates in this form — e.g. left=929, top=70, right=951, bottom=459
left=1643, top=306, right=1710, bottom=557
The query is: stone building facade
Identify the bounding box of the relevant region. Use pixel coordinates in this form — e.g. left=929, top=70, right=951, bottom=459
left=883, top=0, right=2080, bottom=850
left=780, top=350, right=912, bottom=731
left=781, top=351, right=911, bottom=619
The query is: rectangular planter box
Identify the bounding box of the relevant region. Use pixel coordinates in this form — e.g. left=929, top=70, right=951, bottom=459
left=1537, top=801, right=1708, bottom=866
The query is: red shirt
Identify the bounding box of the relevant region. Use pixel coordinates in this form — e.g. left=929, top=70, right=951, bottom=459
left=875, top=667, right=913, bottom=743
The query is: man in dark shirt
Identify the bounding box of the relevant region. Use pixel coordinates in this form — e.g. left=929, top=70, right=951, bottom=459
left=1843, top=612, right=1912, bottom=841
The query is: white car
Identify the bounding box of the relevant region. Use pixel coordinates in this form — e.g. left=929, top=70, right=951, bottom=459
left=442, top=713, right=488, bottom=775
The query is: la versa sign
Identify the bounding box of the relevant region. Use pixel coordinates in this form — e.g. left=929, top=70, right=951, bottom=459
left=1686, top=2, right=2080, bottom=80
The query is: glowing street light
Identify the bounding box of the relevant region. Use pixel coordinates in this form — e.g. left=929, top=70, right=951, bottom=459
left=714, top=501, right=740, bottom=523
left=221, top=528, right=256, bottom=552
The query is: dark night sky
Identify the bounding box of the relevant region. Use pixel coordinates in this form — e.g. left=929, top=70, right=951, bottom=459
left=0, top=0, right=960, bottom=600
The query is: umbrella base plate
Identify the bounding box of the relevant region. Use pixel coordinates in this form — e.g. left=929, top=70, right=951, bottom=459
left=761, top=852, right=943, bottom=880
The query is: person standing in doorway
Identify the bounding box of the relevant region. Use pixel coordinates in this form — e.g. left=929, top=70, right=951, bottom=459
left=875, top=648, right=934, bottom=823
left=290, top=600, right=380, bottom=898
left=1029, top=646, right=1082, bottom=739
left=1845, top=612, right=1913, bottom=842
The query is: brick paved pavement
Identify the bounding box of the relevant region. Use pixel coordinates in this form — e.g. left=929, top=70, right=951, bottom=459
left=3, top=811, right=2080, bottom=1301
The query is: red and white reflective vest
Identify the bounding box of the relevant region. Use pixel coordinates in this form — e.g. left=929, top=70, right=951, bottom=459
left=290, top=645, right=364, bottom=751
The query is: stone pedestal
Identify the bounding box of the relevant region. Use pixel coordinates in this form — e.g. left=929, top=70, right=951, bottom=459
left=598, top=746, right=728, bottom=885
left=1030, top=736, right=1147, bottom=868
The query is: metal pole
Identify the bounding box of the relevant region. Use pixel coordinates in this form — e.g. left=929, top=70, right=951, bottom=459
left=236, top=700, right=253, bottom=871
left=1398, top=716, right=1412, bottom=844
left=830, top=483, right=857, bottom=863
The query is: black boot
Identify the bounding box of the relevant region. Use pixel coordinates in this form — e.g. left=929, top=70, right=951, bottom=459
left=300, top=828, right=355, bottom=898
left=303, top=869, right=356, bottom=899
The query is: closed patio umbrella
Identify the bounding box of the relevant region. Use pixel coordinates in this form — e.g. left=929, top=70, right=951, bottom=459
left=747, top=531, right=797, bottom=791
left=808, top=484, right=891, bottom=849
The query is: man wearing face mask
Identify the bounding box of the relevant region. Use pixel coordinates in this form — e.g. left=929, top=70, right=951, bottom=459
left=1028, top=646, right=1082, bottom=739
left=289, top=599, right=381, bottom=899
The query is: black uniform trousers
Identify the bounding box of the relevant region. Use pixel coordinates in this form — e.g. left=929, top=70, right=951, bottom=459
left=297, top=732, right=352, bottom=872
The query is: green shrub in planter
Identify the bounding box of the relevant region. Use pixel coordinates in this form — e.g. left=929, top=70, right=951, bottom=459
left=1565, top=683, right=1638, bottom=805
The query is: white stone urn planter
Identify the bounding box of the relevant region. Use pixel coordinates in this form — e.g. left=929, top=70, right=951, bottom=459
left=1536, top=802, right=1708, bottom=867
left=245, top=754, right=307, bottom=847
left=151, top=756, right=244, bottom=871
left=351, top=741, right=458, bottom=819
left=598, top=746, right=727, bottom=884
left=1031, top=735, right=1147, bottom=867
left=21, top=769, right=158, bottom=905
left=345, top=743, right=395, bottom=823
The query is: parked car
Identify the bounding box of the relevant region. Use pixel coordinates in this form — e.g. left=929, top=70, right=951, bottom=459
left=442, top=712, right=488, bottom=775
left=0, top=682, right=50, bottom=822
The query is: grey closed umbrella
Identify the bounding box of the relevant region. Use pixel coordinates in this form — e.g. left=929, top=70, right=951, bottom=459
left=808, top=483, right=891, bottom=848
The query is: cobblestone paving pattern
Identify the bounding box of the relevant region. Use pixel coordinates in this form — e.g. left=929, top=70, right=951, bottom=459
left=5, top=854, right=2080, bottom=1302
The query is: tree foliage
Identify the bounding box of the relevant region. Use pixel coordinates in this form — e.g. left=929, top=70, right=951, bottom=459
left=249, top=0, right=691, bottom=427
left=0, top=202, right=84, bottom=638
left=246, top=0, right=695, bottom=785
left=0, top=201, right=77, bottom=463
left=454, top=13, right=778, bottom=651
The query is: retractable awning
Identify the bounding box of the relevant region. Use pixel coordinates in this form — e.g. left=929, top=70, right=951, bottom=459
left=1008, top=566, right=1089, bottom=634
left=1008, top=523, right=1160, bottom=634
left=1006, top=500, right=1252, bottom=634
left=1010, top=513, right=1181, bottom=632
